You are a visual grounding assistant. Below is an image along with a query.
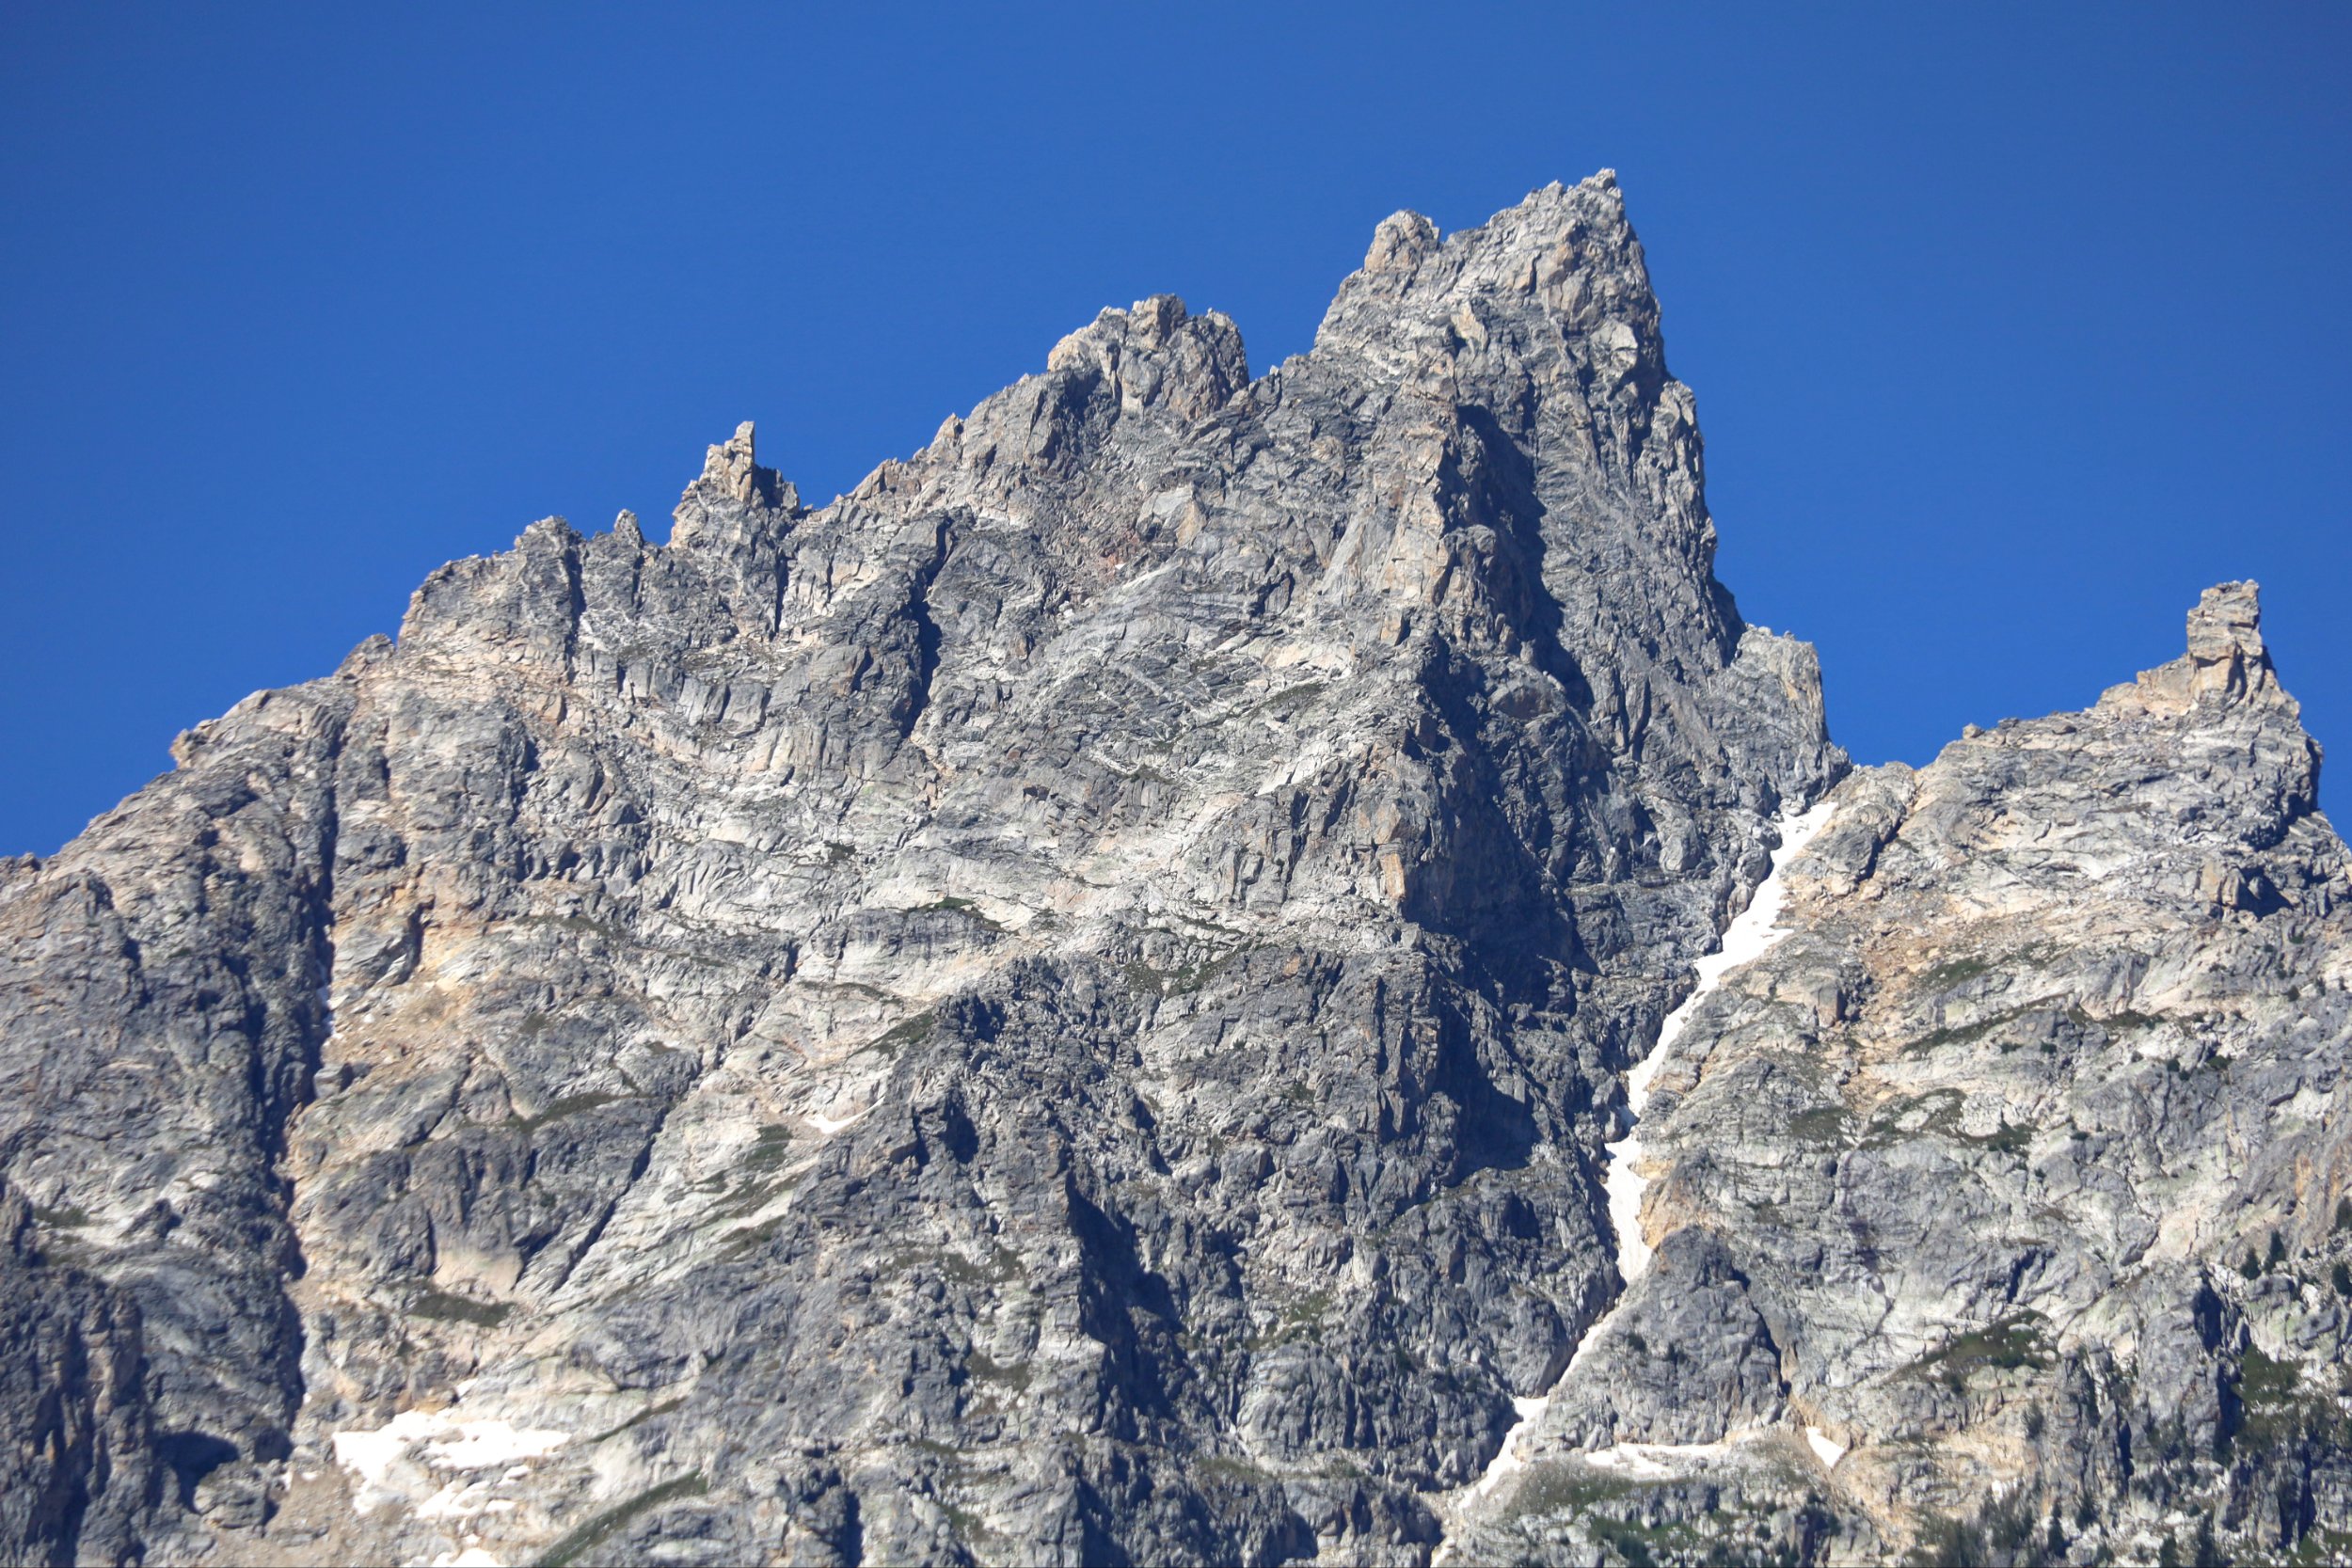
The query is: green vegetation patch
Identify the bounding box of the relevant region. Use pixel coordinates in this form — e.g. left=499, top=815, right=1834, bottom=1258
left=1243, top=1287, right=1336, bottom=1352
left=2239, top=1344, right=2301, bottom=1406
left=538, top=1471, right=707, bottom=1568
left=588, top=1397, right=686, bottom=1446
left=2079, top=1006, right=2165, bottom=1035
left=963, top=1351, right=1033, bottom=1392
left=1920, top=942, right=2067, bottom=998
left=1787, top=1105, right=1851, bottom=1144
left=1921, top=954, right=1995, bottom=990
left=520, top=912, right=627, bottom=940
left=2292, top=1527, right=2352, bottom=1565
left=740, top=1123, right=795, bottom=1173
left=1963, top=1119, right=2033, bottom=1155
left=2222, top=1344, right=2352, bottom=1458
left=937, top=1245, right=1021, bottom=1287
left=1126, top=943, right=1253, bottom=998
left=1861, top=1090, right=2031, bottom=1156
left=1914, top=1314, right=2051, bottom=1382
left=1260, top=681, right=1328, bottom=716
left=1588, top=1513, right=1719, bottom=1568
left=707, top=1172, right=802, bottom=1225
left=937, top=1499, right=1001, bottom=1550
left=914, top=895, right=1006, bottom=933
left=1497, top=1462, right=1642, bottom=1525
left=1862, top=1088, right=1963, bottom=1146
left=1901, top=1004, right=2043, bottom=1056
left=1196, top=1453, right=1277, bottom=1487
left=867, top=1008, right=938, bottom=1055
left=718, top=1212, right=793, bottom=1259
left=1281, top=1290, right=1333, bottom=1325
left=408, top=1287, right=514, bottom=1329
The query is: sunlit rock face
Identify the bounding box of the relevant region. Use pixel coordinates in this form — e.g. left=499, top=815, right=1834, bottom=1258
left=1446, top=580, right=2352, bottom=1566
left=1, top=175, right=2344, bottom=1568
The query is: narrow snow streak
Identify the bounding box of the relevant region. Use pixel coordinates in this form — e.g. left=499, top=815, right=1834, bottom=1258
left=1585, top=1439, right=1737, bottom=1478
left=1605, top=796, right=1837, bottom=1287
left=1472, top=1397, right=1549, bottom=1499
left=1432, top=800, right=1836, bottom=1563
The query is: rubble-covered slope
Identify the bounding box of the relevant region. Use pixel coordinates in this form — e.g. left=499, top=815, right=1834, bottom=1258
left=1450, top=583, right=2352, bottom=1566
left=0, top=174, right=1848, bottom=1566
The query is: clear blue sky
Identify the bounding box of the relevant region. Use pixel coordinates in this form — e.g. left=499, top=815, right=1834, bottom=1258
left=4, top=4, right=2346, bottom=854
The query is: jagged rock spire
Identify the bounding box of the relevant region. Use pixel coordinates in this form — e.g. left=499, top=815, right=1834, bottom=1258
left=705, top=420, right=762, bottom=504
left=2112, top=579, right=2289, bottom=714
left=671, top=418, right=798, bottom=549
left=2184, top=579, right=2279, bottom=704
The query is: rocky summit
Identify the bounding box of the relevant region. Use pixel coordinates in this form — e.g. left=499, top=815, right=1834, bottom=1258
left=0, top=172, right=2344, bottom=1568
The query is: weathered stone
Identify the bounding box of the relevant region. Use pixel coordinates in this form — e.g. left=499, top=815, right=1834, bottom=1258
left=1447, top=582, right=2352, bottom=1566
left=3, top=174, right=2344, bottom=1568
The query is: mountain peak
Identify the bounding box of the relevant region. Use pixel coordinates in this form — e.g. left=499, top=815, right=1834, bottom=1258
left=4, top=177, right=2340, bottom=1568
left=2108, top=578, right=2292, bottom=716
left=1362, top=210, right=1439, bottom=273
left=2184, top=578, right=2277, bottom=701
left=670, top=417, right=797, bottom=548
left=1040, top=293, right=1249, bottom=421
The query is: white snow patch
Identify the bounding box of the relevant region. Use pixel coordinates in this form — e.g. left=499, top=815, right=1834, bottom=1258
left=1585, top=1440, right=1737, bottom=1479
left=1429, top=1396, right=1551, bottom=1563
left=426, top=1420, right=568, bottom=1471
left=1605, top=798, right=1836, bottom=1284
left=331, top=1409, right=568, bottom=1516
left=1804, top=1426, right=1848, bottom=1469
left=418, top=1481, right=494, bottom=1521
left=1429, top=799, right=1839, bottom=1564
left=1474, top=1396, right=1549, bottom=1499
left=807, top=1107, right=866, bottom=1136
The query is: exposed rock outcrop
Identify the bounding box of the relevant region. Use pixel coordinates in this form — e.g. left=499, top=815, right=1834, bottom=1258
left=2, top=173, right=2344, bottom=1568
left=1448, top=582, right=2352, bottom=1565
left=0, top=176, right=1848, bottom=1565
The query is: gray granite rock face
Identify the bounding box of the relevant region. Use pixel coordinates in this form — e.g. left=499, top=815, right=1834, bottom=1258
left=0, top=173, right=2342, bottom=1568
left=1446, top=583, right=2352, bottom=1566
left=0, top=175, right=1847, bottom=1566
